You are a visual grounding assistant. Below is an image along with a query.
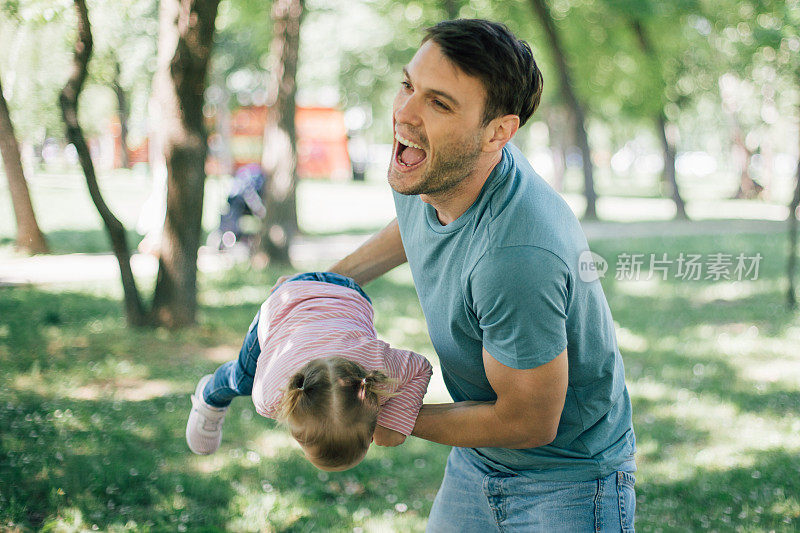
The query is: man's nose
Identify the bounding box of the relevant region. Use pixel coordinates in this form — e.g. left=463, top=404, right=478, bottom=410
left=394, top=92, right=422, bottom=126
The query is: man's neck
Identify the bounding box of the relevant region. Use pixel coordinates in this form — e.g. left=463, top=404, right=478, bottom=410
left=421, top=151, right=503, bottom=226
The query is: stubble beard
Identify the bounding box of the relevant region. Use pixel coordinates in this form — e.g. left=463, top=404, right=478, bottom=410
left=389, top=131, right=483, bottom=197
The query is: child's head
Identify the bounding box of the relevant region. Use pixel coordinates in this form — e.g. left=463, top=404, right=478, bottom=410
left=278, top=356, right=392, bottom=471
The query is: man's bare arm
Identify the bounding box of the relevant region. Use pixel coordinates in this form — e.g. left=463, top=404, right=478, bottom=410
left=327, top=218, right=407, bottom=286
left=411, top=348, right=568, bottom=448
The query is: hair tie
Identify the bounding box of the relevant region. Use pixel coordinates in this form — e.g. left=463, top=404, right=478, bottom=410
left=357, top=377, right=368, bottom=401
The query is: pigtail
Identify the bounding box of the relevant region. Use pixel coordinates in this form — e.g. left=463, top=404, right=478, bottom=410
left=358, top=369, right=396, bottom=402
left=277, top=371, right=307, bottom=421
left=279, top=357, right=400, bottom=469
left=361, top=370, right=395, bottom=398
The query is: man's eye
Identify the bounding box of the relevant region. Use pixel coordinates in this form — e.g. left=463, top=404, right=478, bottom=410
left=401, top=81, right=412, bottom=90
left=433, top=99, right=449, bottom=110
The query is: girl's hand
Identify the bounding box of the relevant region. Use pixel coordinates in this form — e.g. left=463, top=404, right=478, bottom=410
left=373, top=425, right=406, bottom=447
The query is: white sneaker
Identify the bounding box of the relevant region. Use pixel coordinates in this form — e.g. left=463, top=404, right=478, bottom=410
left=186, top=374, right=228, bottom=455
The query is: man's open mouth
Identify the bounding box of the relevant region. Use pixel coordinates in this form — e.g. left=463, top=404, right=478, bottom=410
left=394, top=131, right=427, bottom=171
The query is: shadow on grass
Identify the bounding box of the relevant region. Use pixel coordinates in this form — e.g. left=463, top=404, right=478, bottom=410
left=239, top=440, right=449, bottom=531
left=629, top=396, right=712, bottom=457
left=0, top=276, right=443, bottom=530
left=609, top=290, right=792, bottom=339
left=1, top=391, right=237, bottom=529
left=35, top=228, right=212, bottom=255
left=0, top=286, right=126, bottom=372
left=626, top=346, right=800, bottom=419
left=1, top=363, right=447, bottom=530
left=636, top=448, right=800, bottom=532
left=44, top=229, right=145, bottom=255
left=2, top=230, right=799, bottom=530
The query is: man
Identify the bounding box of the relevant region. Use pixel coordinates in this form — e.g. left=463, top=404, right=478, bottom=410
left=329, top=19, right=636, bottom=532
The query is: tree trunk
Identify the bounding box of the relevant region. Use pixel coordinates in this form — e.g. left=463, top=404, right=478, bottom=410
left=216, top=85, right=234, bottom=177
left=150, top=0, right=219, bottom=328
left=111, top=59, right=131, bottom=169
left=788, top=90, right=800, bottom=309
left=528, top=0, right=597, bottom=219
left=655, top=113, right=688, bottom=218
left=731, top=127, right=763, bottom=199
left=788, top=170, right=799, bottom=309
left=259, top=0, right=304, bottom=266
left=0, top=74, right=49, bottom=254
left=443, top=0, right=459, bottom=19
left=59, top=0, right=147, bottom=326
left=544, top=107, right=568, bottom=193
left=720, top=77, right=763, bottom=200
left=630, top=18, right=688, bottom=219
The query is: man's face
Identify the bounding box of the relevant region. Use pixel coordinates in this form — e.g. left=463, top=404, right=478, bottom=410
left=388, top=40, right=489, bottom=196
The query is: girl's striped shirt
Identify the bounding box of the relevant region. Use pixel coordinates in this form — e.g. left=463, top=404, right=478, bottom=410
left=252, top=280, right=433, bottom=436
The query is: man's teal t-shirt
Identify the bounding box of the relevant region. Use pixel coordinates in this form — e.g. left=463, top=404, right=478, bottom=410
left=393, top=143, right=636, bottom=481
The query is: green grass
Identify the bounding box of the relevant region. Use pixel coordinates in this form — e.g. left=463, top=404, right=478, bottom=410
left=590, top=232, right=800, bottom=532
left=2, top=225, right=800, bottom=530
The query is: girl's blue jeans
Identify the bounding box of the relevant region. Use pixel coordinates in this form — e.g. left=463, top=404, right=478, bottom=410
left=201, top=272, right=370, bottom=408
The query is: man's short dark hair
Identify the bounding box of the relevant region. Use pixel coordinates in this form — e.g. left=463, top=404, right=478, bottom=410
left=422, top=19, right=544, bottom=128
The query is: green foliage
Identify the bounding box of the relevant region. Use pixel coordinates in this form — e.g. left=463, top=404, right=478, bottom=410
left=3, top=0, right=796, bottom=188
left=701, top=0, right=800, bottom=156
left=210, top=0, right=274, bottom=108
left=0, top=1, right=73, bottom=140
left=0, top=0, right=157, bottom=144
left=2, top=230, right=800, bottom=530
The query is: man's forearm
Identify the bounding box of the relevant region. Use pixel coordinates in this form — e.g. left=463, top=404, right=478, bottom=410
left=328, top=219, right=407, bottom=286
left=411, top=402, right=556, bottom=449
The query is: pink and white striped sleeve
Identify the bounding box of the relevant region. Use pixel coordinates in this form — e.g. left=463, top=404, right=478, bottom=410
left=376, top=346, right=433, bottom=436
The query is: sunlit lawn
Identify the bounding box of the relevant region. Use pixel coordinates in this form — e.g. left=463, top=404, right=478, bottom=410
left=0, top=262, right=450, bottom=532
left=2, top=229, right=799, bottom=531
left=1, top=172, right=799, bottom=531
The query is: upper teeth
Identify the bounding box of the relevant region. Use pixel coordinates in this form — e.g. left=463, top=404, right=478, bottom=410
left=395, top=132, right=423, bottom=150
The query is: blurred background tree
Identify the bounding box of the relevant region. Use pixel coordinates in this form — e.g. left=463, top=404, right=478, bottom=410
left=0, top=71, right=49, bottom=253
left=148, top=0, right=220, bottom=327
left=0, top=0, right=798, bottom=319
left=54, top=0, right=219, bottom=327
left=258, top=0, right=304, bottom=266
left=58, top=0, right=148, bottom=325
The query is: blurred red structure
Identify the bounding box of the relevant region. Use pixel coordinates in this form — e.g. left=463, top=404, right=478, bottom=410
left=109, top=118, right=148, bottom=168
left=295, top=107, right=351, bottom=180
left=111, top=106, right=351, bottom=179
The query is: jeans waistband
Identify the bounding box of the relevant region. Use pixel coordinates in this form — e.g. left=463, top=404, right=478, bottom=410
left=282, top=271, right=371, bottom=303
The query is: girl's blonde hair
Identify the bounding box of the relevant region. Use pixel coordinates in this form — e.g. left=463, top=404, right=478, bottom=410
left=277, top=356, right=395, bottom=469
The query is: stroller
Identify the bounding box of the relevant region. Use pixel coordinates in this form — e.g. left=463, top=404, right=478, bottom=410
left=210, top=164, right=267, bottom=252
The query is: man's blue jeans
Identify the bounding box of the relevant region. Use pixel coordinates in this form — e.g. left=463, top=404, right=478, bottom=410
left=202, top=272, right=370, bottom=408
left=425, top=447, right=636, bottom=532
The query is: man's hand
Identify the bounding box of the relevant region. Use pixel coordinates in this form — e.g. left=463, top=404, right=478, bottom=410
left=372, top=425, right=407, bottom=447
left=270, top=274, right=294, bottom=293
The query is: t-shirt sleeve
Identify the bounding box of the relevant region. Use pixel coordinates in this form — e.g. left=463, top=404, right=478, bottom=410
left=470, top=245, right=570, bottom=370
left=375, top=346, right=433, bottom=436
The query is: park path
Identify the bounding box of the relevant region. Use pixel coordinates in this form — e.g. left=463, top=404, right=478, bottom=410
left=0, top=218, right=787, bottom=286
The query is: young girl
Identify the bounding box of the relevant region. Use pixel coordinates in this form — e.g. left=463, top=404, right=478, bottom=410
left=186, top=272, right=433, bottom=471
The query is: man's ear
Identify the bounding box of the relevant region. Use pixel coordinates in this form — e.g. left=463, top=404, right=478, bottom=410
left=483, top=114, right=520, bottom=152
